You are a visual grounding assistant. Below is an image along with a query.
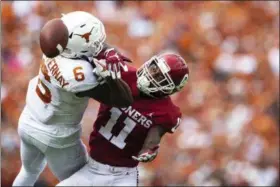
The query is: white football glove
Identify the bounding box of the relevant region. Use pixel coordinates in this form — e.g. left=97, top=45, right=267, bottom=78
left=132, top=145, right=159, bottom=163
left=92, top=59, right=110, bottom=83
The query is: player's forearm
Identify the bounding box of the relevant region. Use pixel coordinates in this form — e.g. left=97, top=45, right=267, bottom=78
left=140, top=126, right=166, bottom=154
left=105, top=77, right=133, bottom=107
left=141, top=137, right=161, bottom=154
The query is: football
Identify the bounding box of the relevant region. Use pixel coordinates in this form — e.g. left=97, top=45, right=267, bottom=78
left=39, top=18, right=69, bottom=58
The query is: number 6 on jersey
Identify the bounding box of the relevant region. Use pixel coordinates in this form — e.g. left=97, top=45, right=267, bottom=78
left=73, top=67, right=85, bottom=81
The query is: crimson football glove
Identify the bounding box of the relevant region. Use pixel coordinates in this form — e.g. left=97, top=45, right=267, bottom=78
left=97, top=48, right=132, bottom=79
left=132, top=145, right=160, bottom=163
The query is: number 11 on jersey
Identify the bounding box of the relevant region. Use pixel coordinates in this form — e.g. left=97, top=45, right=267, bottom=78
left=98, top=108, right=136, bottom=149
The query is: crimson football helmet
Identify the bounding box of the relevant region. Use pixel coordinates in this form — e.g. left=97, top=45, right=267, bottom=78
left=137, top=53, right=189, bottom=97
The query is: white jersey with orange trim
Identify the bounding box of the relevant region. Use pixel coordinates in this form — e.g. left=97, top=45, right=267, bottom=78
left=19, top=55, right=99, bottom=148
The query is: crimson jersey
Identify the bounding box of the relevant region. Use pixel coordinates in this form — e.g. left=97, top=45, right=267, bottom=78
left=89, top=66, right=181, bottom=167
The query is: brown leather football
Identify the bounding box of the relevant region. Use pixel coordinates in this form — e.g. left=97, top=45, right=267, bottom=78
left=39, top=18, right=69, bottom=58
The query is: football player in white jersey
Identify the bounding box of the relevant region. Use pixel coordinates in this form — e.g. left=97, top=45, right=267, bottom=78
left=13, top=11, right=133, bottom=186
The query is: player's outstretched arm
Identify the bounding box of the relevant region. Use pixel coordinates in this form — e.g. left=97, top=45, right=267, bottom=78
left=75, top=77, right=133, bottom=108
left=104, top=76, right=134, bottom=107
left=132, top=125, right=167, bottom=163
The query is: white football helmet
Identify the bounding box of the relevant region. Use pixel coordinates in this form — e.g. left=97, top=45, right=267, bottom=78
left=60, top=11, right=106, bottom=58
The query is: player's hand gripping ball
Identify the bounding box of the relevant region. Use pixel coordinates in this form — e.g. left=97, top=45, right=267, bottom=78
left=40, top=18, right=69, bottom=58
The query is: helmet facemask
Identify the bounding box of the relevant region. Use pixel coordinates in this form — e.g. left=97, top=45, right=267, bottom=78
left=137, top=56, right=175, bottom=97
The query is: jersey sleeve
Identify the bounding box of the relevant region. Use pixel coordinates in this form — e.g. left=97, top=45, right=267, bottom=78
left=121, top=66, right=139, bottom=97
left=152, top=102, right=182, bottom=134
left=158, top=111, right=182, bottom=134
left=62, top=60, right=100, bottom=93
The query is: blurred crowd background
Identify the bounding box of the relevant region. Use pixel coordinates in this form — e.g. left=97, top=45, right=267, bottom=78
left=1, top=1, right=279, bottom=186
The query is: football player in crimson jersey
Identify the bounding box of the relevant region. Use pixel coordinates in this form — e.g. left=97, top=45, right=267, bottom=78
left=57, top=53, right=189, bottom=186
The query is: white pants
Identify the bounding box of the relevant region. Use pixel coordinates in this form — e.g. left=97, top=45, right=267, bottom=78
left=13, top=129, right=88, bottom=186
left=57, top=157, right=139, bottom=186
